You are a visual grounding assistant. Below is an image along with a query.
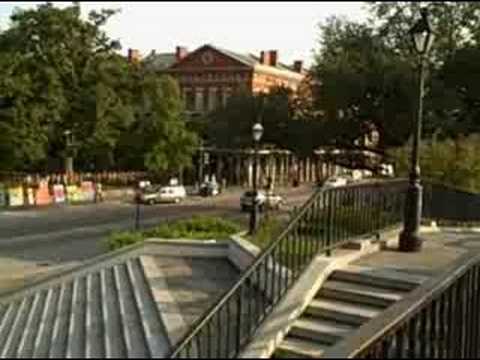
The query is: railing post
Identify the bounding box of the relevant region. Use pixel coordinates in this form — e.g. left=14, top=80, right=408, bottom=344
left=326, top=190, right=333, bottom=257
left=314, top=195, right=322, bottom=254
left=235, top=285, right=243, bottom=356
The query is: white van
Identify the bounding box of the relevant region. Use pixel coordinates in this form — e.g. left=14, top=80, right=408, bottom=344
left=140, top=185, right=187, bottom=204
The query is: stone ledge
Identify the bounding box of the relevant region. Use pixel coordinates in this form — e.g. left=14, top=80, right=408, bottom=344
left=228, top=232, right=261, bottom=271
left=143, top=238, right=229, bottom=258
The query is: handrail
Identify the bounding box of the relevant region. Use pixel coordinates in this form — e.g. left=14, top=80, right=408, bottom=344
left=322, top=251, right=480, bottom=358
left=169, top=184, right=325, bottom=357
left=169, top=178, right=408, bottom=358
left=422, top=179, right=480, bottom=196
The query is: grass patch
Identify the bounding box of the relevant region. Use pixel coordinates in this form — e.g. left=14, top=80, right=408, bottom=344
left=106, top=231, right=145, bottom=251
left=246, top=215, right=285, bottom=249
left=143, top=216, right=241, bottom=240
left=105, top=216, right=242, bottom=251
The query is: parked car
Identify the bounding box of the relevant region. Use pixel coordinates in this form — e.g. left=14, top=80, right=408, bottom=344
left=139, top=185, right=187, bottom=204
left=240, top=190, right=284, bottom=212
left=323, top=176, right=348, bottom=188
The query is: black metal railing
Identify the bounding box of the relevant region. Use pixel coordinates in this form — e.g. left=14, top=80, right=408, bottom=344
left=423, top=181, right=480, bottom=225
left=322, top=251, right=480, bottom=359
left=169, top=179, right=408, bottom=358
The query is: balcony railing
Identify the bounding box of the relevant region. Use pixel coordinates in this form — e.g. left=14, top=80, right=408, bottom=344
left=169, top=179, right=408, bottom=358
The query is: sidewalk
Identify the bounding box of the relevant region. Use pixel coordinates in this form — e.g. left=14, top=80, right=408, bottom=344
left=353, top=229, right=480, bottom=277
left=0, top=256, right=79, bottom=295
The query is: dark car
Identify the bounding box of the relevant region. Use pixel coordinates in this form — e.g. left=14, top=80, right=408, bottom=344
left=199, top=181, right=221, bottom=197
left=240, top=190, right=284, bottom=212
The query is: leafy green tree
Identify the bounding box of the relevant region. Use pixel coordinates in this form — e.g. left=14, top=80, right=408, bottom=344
left=80, top=54, right=135, bottom=169
left=116, top=71, right=198, bottom=176
left=205, top=90, right=259, bottom=149
left=389, top=134, right=480, bottom=192
left=433, top=47, right=480, bottom=137
left=0, top=3, right=128, bottom=170
left=313, top=16, right=416, bottom=150
left=0, top=2, right=197, bottom=175
left=205, top=87, right=327, bottom=159
left=367, top=2, right=480, bottom=64
left=311, top=3, right=480, bottom=156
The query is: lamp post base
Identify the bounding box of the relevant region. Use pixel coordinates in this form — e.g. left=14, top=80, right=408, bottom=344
left=249, top=203, right=259, bottom=236
left=399, top=181, right=423, bottom=252
left=398, top=230, right=423, bottom=252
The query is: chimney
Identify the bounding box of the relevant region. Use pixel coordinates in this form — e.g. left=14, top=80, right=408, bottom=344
left=260, top=50, right=267, bottom=65
left=269, top=50, right=278, bottom=67
left=128, top=48, right=141, bottom=63
left=293, top=60, right=303, bottom=73
left=176, top=46, right=188, bottom=61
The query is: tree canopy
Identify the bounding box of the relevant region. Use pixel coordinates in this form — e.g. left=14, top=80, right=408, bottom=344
left=0, top=2, right=197, bottom=175
left=205, top=87, right=329, bottom=159
left=310, top=2, right=480, bottom=155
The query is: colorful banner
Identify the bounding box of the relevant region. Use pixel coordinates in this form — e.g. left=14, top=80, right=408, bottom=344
left=66, top=185, right=83, bottom=203
left=0, top=184, right=5, bottom=207
left=80, top=181, right=95, bottom=202
left=8, top=186, right=24, bottom=207
left=36, top=182, right=52, bottom=206
left=53, top=184, right=66, bottom=204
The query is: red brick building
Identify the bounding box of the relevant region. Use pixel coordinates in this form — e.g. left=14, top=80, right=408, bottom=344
left=141, top=44, right=306, bottom=116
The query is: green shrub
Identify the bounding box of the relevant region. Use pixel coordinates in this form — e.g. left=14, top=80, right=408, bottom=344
left=107, top=216, right=242, bottom=251
left=389, top=135, right=480, bottom=192
left=144, top=216, right=241, bottom=240
left=250, top=215, right=283, bottom=249
left=106, top=231, right=145, bottom=251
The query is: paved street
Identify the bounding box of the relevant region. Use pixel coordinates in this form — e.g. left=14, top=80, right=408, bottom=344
left=0, top=185, right=315, bottom=294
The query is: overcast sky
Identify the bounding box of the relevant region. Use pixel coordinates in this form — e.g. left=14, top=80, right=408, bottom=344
left=0, top=1, right=368, bottom=66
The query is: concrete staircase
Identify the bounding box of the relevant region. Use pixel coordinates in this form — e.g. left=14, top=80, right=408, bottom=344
left=273, top=265, right=427, bottom=358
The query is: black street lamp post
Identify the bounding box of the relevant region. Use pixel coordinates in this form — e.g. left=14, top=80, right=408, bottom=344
left=399, top=8, right=434, bottom=252
left=249, top=122, right=264, bottom=235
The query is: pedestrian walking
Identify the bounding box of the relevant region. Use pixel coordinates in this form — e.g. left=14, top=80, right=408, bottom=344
left=94, top=182, right=104, bottom=203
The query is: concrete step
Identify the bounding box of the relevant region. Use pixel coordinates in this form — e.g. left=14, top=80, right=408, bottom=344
left=319, top=280, right=404, bottom=308
left=275, top=337, right=327, bottom=358
left=331, top=265, right=427, bottom=292
left=305, top=298, right=382, bottom=326
left=289, top=317, right=354, bottom=345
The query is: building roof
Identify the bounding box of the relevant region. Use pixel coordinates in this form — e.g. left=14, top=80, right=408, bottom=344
left=206, top=44, right=300, bottom=73
left=142, top=52, right=177, bottom=70
left=145, top=44, right=304, bottom=76
left=0, top=240, right=244, bottom=358
left=213, top=46, right=257, bottom=67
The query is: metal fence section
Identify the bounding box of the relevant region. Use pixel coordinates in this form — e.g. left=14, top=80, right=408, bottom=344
left=423, top=182, right=480, bottom=224
left=169, top=179, right=408, bottom=358
left=317, top=182, right=480, bottom=359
